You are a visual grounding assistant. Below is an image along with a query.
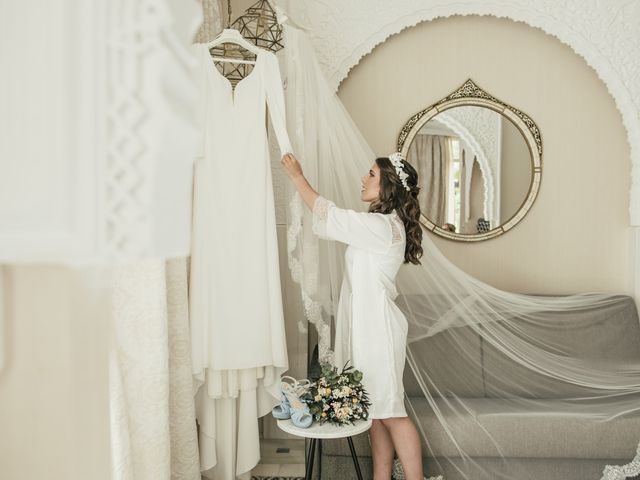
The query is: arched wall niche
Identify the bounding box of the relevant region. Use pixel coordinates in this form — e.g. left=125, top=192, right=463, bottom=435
left=334, top=14, right=631, bottom=294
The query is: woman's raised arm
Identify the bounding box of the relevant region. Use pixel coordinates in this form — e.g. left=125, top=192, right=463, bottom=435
left=280, top=153, right=319, bottom=210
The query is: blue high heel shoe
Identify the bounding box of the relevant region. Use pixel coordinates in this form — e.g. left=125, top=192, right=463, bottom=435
left=282, top=381, right=313, bottom=428
left=271, top=377, right=313, bottom=428
left=271, top=376, right=296, bottom=420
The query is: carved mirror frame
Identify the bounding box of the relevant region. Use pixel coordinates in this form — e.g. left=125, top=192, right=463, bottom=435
left=397, top=79, right=543, bottom=242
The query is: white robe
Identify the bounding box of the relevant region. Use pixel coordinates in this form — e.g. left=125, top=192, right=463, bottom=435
left=190, top=43, right=292, bottom=478
left=312, top=195, right=409, bottom=418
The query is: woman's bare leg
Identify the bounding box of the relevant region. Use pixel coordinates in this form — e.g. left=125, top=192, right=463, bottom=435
left=369, top=419, right=395, bottom=479
left=381, top=416, right=423, bottom=480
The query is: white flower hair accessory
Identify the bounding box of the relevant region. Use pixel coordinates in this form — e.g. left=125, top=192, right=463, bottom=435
left=388, top=152, right=411, bottom=191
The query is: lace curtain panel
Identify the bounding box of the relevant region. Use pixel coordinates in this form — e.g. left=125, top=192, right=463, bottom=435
left=110, top=258, right=200, bottom=480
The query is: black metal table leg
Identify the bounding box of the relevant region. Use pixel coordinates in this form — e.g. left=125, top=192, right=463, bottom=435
left=318, top=438, right=322, bottom=479
left=305, top=438, right=317, bottom=480
left=347, top=436, right=363, bottom=480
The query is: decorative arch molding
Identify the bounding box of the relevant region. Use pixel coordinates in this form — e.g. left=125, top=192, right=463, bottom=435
left=281, top=0, right=640, bottom=225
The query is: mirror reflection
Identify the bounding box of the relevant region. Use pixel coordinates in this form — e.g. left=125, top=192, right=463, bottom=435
left=405, top=106, right=532, bottom=234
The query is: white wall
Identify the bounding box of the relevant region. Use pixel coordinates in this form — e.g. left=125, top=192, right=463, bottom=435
left=338, top=15, right=631, bottom=294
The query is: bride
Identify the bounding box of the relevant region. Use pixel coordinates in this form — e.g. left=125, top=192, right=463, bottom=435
left=281, top=152, right=425, bottom=480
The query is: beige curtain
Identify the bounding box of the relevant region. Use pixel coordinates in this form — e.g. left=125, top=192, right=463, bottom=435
left=407, top=134, right=452, bottom=227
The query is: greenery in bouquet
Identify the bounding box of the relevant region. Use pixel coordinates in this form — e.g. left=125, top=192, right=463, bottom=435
left=300, top=361, right=371, bottom=425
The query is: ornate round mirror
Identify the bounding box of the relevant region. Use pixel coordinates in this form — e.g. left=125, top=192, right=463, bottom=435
left=397, top=80, right=542, bottom=241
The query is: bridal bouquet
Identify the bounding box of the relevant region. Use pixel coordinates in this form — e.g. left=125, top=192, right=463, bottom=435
left=300, top=361, right=371, bottom=425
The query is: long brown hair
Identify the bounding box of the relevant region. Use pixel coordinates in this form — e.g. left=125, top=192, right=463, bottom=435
left=369, top=157, right=423, bottom=264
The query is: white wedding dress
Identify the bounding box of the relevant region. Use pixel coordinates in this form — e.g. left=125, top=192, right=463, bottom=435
left=312, top=195, right=409, bottom=418
left=189, top=43, right=292, bottom=478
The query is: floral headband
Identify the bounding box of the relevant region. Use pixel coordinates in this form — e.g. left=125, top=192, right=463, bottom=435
left=388, top=152, right=410, bottom=191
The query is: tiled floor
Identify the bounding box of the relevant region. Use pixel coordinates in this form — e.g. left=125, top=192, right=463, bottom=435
left=250, top=438, right=306, bottom=477
left=250, top=462, right=305, bottom=477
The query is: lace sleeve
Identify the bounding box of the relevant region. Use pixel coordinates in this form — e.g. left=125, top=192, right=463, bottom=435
left=390, top=215, right=404, bottom=245
left=313, top=195, right=333, bottom=222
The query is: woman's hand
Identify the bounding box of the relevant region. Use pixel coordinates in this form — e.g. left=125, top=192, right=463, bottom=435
left=280, top=152, right=320, bottom=210
left=281, top=153, right=303, bottom=180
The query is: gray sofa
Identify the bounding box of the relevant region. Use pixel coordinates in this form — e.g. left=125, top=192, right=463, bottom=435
left=313, top=295, right=640, bottom=480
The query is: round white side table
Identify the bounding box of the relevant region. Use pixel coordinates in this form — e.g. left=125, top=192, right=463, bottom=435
left=277, top=418, right=372, bottom=480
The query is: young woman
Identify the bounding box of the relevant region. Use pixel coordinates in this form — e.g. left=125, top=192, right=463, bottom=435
left=281, top=152, right=425, bottom=480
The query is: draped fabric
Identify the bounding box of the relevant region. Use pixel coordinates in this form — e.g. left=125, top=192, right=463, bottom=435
left=110, top=259, right=200, bottom=480
left=407, top=134, right=452, bottom=227
left=278, top=18, right=640, bottom=480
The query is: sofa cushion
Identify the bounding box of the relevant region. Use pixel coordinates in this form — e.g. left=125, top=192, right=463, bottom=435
left=321, top=396, right=640, bottom=460
left=482, top=296, right=640, bottom=398
left=316, top=450, right=631, bottom=480
left=403, top=325, right=485, bottom=397
left=398, top=294, right=485, bottom=398
left=400, top=295, right=640, bottom=399
left=410, top=396, right=640, bottom=459
left=424, top=456, right=634, bottom=480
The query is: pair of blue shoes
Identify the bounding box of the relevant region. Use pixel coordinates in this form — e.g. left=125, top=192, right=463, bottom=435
left=271, top=375, right=313, bottom=428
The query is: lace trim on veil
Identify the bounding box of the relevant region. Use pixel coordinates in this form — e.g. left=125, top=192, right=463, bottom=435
left=286, top=192, right=334, bottom=364
left=601, top=442, right=640, bottom=480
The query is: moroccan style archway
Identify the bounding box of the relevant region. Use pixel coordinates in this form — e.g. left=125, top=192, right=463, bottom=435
left=278, top=0, right=640, bottom=225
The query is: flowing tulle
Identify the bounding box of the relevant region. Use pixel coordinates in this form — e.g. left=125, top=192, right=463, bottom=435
left=280, top=21, right=640, bottom=480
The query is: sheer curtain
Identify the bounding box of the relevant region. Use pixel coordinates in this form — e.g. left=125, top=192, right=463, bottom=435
left=407, top=134, right=452, bottom=227
left=195, top=0, right=224, bottom=43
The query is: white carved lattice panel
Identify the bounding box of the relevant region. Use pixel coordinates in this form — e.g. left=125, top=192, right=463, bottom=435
left=0, top=0, right=100, bottom=263
left=0, top=0, right=203, bottom=264
left=104, top=0, right=202, bottom=260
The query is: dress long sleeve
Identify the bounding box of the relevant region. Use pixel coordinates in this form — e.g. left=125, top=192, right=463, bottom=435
left=264, top=52, right=293, bottom=156
left=312, top=195, right=397, bottom=252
